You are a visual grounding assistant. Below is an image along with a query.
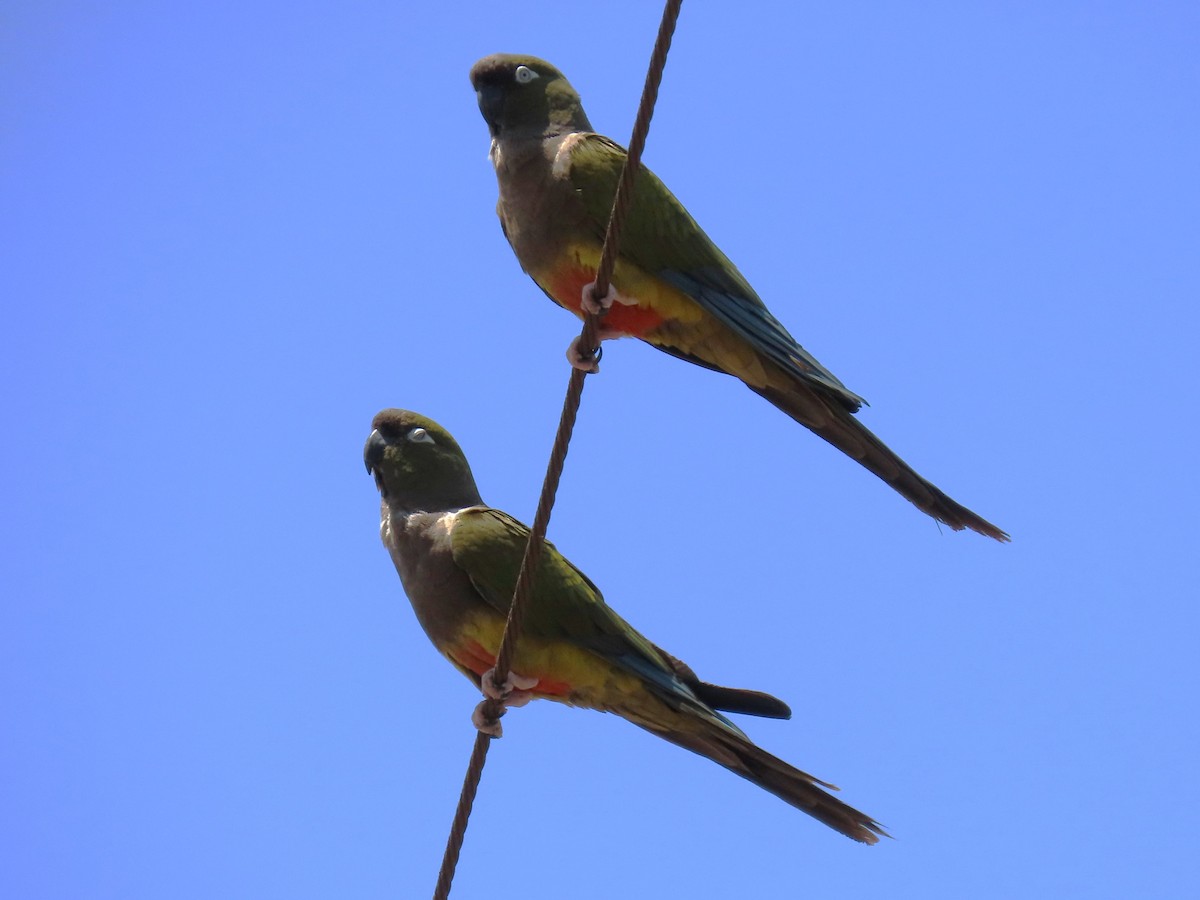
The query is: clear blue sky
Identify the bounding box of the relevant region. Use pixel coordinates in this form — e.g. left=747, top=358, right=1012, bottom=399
left=3, top=2, right=1197, bottom=897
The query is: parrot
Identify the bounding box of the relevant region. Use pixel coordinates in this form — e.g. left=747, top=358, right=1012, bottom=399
left=469, top=53, right=1008, bottom=542
left=365, top=407, right=886, bottom=844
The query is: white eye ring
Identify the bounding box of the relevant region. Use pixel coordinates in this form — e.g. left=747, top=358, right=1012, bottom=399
left=514, top=65, right=539, bottom=84
left=407, top=427, right=435, bottom=445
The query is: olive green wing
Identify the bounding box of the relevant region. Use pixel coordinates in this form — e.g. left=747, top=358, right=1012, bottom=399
left=447, top=506, right=740, bottom=726
left=565, top=133, right=864, bottom=410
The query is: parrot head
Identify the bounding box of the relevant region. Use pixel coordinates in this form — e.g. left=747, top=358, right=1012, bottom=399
left=470, top=53, right=593, bottom=139
left=364, top=409, right=483, bottom=512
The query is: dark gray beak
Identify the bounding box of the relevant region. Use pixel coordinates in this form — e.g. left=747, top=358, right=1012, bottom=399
left=476, top=83, right=505, bottom=135
left=364, top=428, right=388, bottom=475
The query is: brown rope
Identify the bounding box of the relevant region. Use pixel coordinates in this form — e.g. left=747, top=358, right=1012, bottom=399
left=430, top=732, right=489, bottom=900
left=431, top=2, right=684, bottom=897
left=590, top=0, right=684, bottom=308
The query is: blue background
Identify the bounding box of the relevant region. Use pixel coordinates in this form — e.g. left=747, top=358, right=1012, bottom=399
left=4, top=2, right=1197, bottom=897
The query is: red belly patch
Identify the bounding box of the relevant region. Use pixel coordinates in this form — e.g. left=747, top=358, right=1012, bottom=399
left=452, top=639, right=571, bottom=697
left=456, top=639, right=496, bottom=676
left=544, top=264, right=665, bottom=338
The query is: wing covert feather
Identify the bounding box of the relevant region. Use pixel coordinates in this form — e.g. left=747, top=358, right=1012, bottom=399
left=566, top=134, right=864, bottom=409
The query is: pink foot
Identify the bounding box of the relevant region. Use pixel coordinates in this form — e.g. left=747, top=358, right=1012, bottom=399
left=580, top=280, right=618, bottom=316
left=472, top=668, right=539, bottom=737
left=566, top=336, right=601, bottom=373
left=472, top=701, right=505, bottom=737
left=480, top=667, right=538, bottom=702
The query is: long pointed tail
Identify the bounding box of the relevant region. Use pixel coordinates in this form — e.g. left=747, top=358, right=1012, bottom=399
left=660, top=724, right=887, bottom=844
left=753, top=380, right=1009, bottom=541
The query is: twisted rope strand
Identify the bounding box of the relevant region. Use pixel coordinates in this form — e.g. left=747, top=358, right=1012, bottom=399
left=431, top=3, right=684, bottom=896
left=430, top=733, right=490, bottom=900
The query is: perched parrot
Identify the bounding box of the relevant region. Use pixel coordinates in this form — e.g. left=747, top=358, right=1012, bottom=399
left=469, top=53, right=1007, bottom=541
left=365, top=408, right=886, bottom=844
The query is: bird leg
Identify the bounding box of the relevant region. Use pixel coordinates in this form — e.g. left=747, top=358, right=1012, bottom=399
left=471, top=667, right=539, bottom=738
left=580, top=280, right=618, bottom=316
left=480, top=667, right=538, bottom=702
left=565, top=280, right=619, bottom=372
left=566, top=336, right=601, bottom=373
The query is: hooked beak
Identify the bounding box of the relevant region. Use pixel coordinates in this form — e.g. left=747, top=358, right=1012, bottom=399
left=364, top=428, right=388, bottom=477
left=475, top=83, right=505, bottom=136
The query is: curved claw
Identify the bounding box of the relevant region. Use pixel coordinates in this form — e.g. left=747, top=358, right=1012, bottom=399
left=480, top=667, right=538, bottom=700
left=472, top=700, right=505, bottom=738
left=566, top=336, right=601, bottom=373
left=580, top=280, right=618, bottom=316
left=473, top=668, right=539, bottom=737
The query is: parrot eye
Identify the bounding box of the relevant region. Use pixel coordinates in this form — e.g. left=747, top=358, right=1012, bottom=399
left=407, top=427, right=435, bottom=445
left=514, top=65, right=539, bottom=85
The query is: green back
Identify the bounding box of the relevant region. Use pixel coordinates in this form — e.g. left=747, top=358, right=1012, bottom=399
left=567, top=134, right=866, bottom=409
left=449, top=507, right=743, bottom=732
